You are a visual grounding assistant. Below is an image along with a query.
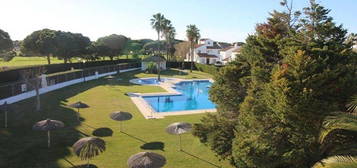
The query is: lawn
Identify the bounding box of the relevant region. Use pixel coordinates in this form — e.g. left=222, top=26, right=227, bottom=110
left=0, top=69, right=232, bottom=168
left=0, top=56, right=68, bottom=67
left=0, top=55, right=146, bottom=68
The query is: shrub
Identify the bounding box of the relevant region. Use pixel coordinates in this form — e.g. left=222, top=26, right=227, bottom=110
left=146, top=62, right=157, bottom=74
left=195, top=63, right=219, bottom=75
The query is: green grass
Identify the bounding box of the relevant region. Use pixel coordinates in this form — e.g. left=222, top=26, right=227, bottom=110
left=0, top=69, right=231, bottom=168
left=0, top=55, right=146, bottom=68
left=0, top=56, right=69, bottom=67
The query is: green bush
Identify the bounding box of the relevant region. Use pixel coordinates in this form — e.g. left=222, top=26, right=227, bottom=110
left=195, top=63, right=219, bottom=75
left=146, top=62, right=157, bottom=74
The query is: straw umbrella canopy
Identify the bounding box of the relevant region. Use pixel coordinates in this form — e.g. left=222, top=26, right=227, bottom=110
left=33, top=119, right=64, bottom=148
left=127, top=152, right=166, bottom=168
left=105, top=75, right=115, bottom=80
left=109, top=111, right=133, bottom=132
left=0, top=101, right=13, bottom=128
left=68, top=101, right=89, bottom=121
left=166, top=122, right=192, bottom=151
left=73, top=137, right=106, bottom=167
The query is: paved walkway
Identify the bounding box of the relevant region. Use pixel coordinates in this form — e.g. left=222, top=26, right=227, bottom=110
left=128, top=77, right=216, bottom=119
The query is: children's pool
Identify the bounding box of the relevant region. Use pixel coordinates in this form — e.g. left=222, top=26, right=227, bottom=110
left=133, top=78, right=171, bottom=85
left=143, top=80, right=216, bottom=112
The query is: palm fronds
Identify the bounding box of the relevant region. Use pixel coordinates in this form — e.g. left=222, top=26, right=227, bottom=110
left=313, top=156, right=357, bottom=168
left=346, top=95, right=357, bottom=113
left=319, top=112, right=357, bottom=144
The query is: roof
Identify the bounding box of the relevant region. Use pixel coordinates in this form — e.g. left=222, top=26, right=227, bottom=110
left=207, top=46, right=222, bottom=49
left=142, top=55, right=166, bottom=62
left=200, top=38, right=210, bottom=41
left=220, top=46, right=234, bottom=52
left=197, top=53, right=218, bottom=58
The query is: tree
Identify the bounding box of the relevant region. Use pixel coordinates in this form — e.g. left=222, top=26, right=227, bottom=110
left=55, top=31, right=91, bottom=63
left=161, top=18, right=176, bottom=61
left=193, top=1, right=357, bottom=167
left=20, top=68, right=46, bottom=112
left=150, top=13, right=165, bottom=42
left=174, top=41, right=190, bottom=61
left=186, top=25, right=200, bottom=72
left=95, top=34, right=128, bottom=60
left=21, top=29, right=57, bottom=64
left=0, top=29, right=13, bottom=52
left=123, top=40, right=144, bottom=58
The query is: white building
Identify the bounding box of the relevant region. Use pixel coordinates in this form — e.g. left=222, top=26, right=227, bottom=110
left=220, top=43, right=241, bottom=64
left=186, top=38, right=222, bottom=64
left=185, top=38, right=242, bottom=65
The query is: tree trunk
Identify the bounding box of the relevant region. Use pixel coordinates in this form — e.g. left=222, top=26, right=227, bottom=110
left=157, top=62, right=161, bottom=81
left=64, top=58, right=68, bottom=64
left=47, top=55, right=51, bottom=64
left=157, top=31, right=160, bottom=54
left=48, top=130, right=51, bottom=148
left=190, top=44, right=194, bottom=72
left=110, top=56, right=113, bottom=61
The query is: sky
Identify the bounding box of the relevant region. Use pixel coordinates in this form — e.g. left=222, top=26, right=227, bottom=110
left=1, top=0, right=356, bottom=43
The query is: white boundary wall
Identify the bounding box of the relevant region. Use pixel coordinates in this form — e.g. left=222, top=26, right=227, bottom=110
left=0, top=67, right=140, bottom=105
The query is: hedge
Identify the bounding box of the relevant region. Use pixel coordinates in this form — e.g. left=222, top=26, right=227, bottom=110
left=0, top=59, right=140, bottom=84
left=166, top=61, right=196, bottom=69
left=195, top=63, right=220, bottom=76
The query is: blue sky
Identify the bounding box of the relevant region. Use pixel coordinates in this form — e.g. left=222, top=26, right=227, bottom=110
left=1, top=0, right=356, bottom=43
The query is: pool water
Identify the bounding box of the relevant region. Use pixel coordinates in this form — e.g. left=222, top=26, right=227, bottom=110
left=136, top=78, right=170, bottom=85
left=143, top=80, right=216, bottom=112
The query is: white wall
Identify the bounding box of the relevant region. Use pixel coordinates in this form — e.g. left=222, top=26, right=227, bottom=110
left=0, top=67, right=140, bottom=105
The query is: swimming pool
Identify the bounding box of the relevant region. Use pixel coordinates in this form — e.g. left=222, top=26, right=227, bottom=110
left=143, top=80, right=216, bottom=112
left=131, top=77, right=172, bottom=85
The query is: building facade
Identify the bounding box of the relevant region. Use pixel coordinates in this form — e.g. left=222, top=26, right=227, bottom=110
left=185, top=38, right=242, bottom=65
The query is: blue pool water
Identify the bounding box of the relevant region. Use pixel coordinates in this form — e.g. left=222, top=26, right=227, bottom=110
left=136, top=78, right=171, bottom=85
left=143, top=80, right=216, bottom=112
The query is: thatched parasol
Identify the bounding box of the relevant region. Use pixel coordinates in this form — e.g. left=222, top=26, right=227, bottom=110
left=68, top=101, right=89, bottom=121
left=166, top=122, right=192, bottom=151
left=105, top=75, right=115, bottom=80
left=33, top=119, right=64, bottom=148
left=72, top=137, right=106, bottom=167
left=109, top=111, right=133, bottom=132
left=127, top=152, right=166, bottom=168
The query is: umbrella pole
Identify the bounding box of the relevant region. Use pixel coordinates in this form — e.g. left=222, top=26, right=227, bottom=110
left=120, top=121, right=122, bottom=132
left=179, top=134, right=182, bottom=151
left=5, top=110, right=7, bottom=128
left=77, top=108, right=80, bottom=121
left=48, top=130, right=51, bottom=148
left=87, top=159, right=90, bottom=168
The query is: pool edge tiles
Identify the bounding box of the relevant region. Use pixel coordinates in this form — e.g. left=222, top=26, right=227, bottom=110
left=128, top=78, right=216, bottom=119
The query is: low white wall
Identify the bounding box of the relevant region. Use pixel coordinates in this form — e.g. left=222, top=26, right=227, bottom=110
left=0, top=67, right=140, bottom=105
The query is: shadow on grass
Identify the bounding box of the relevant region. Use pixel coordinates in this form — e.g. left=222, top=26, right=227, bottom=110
left=181, top=150, right=222, bottom=168
left=92, top=127, right=113, bottom=137
left=121, top=131, right=147, bottom=143
left=0, top=69, right=193, bottom=167
left=140, top=141, right=165, bottom=151
left=71, top=164, right=97, bottom=168
left=0, top=78, right=113, bottom=168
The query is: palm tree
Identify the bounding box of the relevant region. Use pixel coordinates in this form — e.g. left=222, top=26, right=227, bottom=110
left=162, top=19, right=176, bottom=61
left=347, top=95, right=357, bottom=113
left=186, top=25, right=200, bottom=72
left=311, top=110, right=357, bottom=167
left=150, top=13, right=165, bottom=53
